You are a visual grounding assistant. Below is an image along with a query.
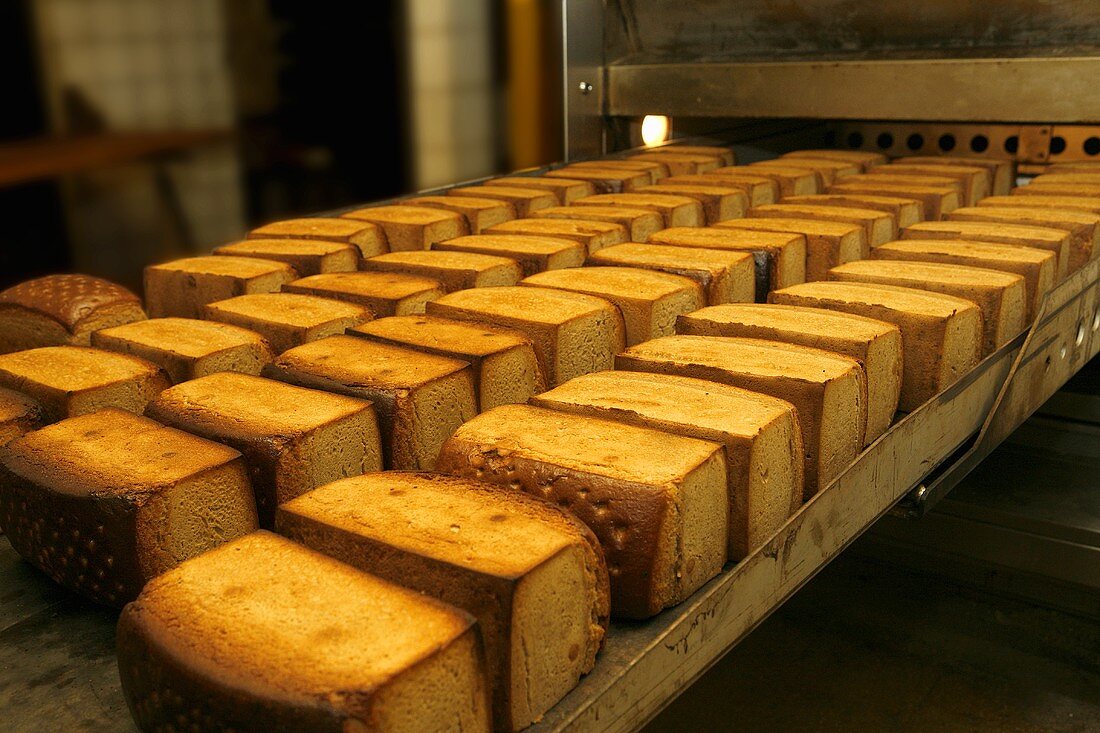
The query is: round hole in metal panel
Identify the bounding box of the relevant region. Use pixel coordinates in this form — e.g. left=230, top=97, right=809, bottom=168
left=847, top=132, right=864, bottom=149
left=824, top=130, right=837, bottom=147
left=970, top=135, right=989, bottom=153
left=1050, top=136, right=1067, bottom=155
left=1005, top=135, right=1019, bottom=154
left=938, top=134, right=956, bottom=152
left=876, top=132, right=893, bottom=149
left=906, top=133, right=924, bottom=151
left=1084, top=137, right=1100, bottom=156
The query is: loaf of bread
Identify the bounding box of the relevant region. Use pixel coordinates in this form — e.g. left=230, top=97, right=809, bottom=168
left=436, top=403, right=728, bottom=618
left=640, top=183, right=748, bottom=223
left=0, top=386, right=42, bottom=447
left=716, top=217, right=866, bottom=281
left=770, top=157, right=860, bottom=183
left=1031, top=172, right=1100, bottom=186
left=531, top=204, right=664, bottom=240
left=116, top=531, right=490, bottom=732
left=840, top=172, right=970, bottom=205
left=545, top=167, right=650, bottom=193
left=213, top=238, right=360, bottom=276
left=781, top=149, right=887, bottom=171
left=144, top=255, right=298, bottom=319
left=828, top=180, right=959, bottom=219
left=350, top=314, right=545, bottom=411
left=263, top=335, right=476, bottom=470
left=426, top=286, right=625, bottom=386
left=948, top=205, right=1099, bottom=271
left=203, top=293, right=371, bottom=354
left=781, top=193, right=924, bottom=227
left=248, top=217, right=388, bottom=257
left=0, top=274, right=146, bottom=353
left=749, top=161, right=827, bottom=190
left=521, top=266, right=704, bottom=345
left=146, top=372, right=380, bottom=527
left=871, top=239, right=1055, bottom=320
left=0, top=346, right=169, bottom=421
left=770, top=281, right=982, bottom=411
left=283, top=271, right=443, bottom=316
left=732, top=164, right=820, bottom=195
left=902, top=220, right=1071, bottom=278
left=647, top=227, right=807, bottom=299
left=664, top=144, right=735, bottom=165
left=979, top=193, right=1100, bottom=216
left=448, top=185, right=556, bottom=217
left=677, top=303, right=902, bottom=443
left=363, top=250, right=523, bottom=291
left=571, top=159, right=669, bottom=183
left=433, top=234, right=586, bottom=275
left=573, top=192, right=705, bottom=227
left=587, top=243, right=756, bottom=305
left=405, top=195, right=516, bottom=233
left=1045, top=162, right=1100, bottom=174
left=0, top=408, right=257, bottom=606
left=486, top=176, right=596, bottom=203
left=883, top=163, right=992, bottom=204
left=750, top=203, right=896, bottom=246
left=1015, top=182, right=1100, bottom=200
left=664, top=173, right=779, bottom=206
left=341, top=204, right=469, bottom=250
left=896, top=155, right=1013, bottom=195
left=629, top=152, right=722, bottom=176
left=276, top=472, right=609, bottom=731
left=829, top=260, right=1026, bottom=355
left=617, top=335, right=865, bottom=498
left=91, top=317, right=274, bottom=384
left=485, top=218, right=627, bottom=255
left=531, top=370, right=802, bottom=559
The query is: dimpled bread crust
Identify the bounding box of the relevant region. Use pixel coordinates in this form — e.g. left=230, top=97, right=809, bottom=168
left=521, top=267, right=704, bottom=346
left=248, top=217, right=388, bottom=257
left=263, top=335, right=477, bottom=470
left=0, top=409, right=257, bottom=606
left=531, top=205, right=664, bottom=240
left=677, top=303, right=902, bottom=444
left=282, top=271, right=443, bottom=317
left=902, top=220, right=1071, bottom=278
left=0, top=346, right=170, bottom=422
left=715, top=217, right=866, bottom=282
left=588, top=243, right=756, bottom=306
left=485, top=217, right=626, bottom=255
left=532, top=370, right=803, bottom=559
left=0, top=274, right=146, bottom=353
left=146, top=372, right=382, bottom=528
left=750, top=203, right=896, bottom=246
left=202, top=292, right=371, bottom=355
left=573, top=193, right=705, bottom=228
left=341, top=204, right=470, bottom=251
left=436, top=403, right=728, bottom=619
left=782, top=194, right=925, bottom=227
left=829, top=260, right=1027, bottom=356
left=276, top=472, right=609, bottom=731
left=948, top=205, right=1100, bottom=272
left=617, top=335, right=865, bottom=500
left=433, top=234, right=586, bottom=276
left=143, top=256, right=299, bottom=319
left=363, top=250, right=523, bottom=292
left=427, top=286, right=626, bottom=387
left=91, top=317, right=274, bottom=384
left=350, top=315, right=545, bottom=411
left=771, top=281, right=983, bottom=411
left=116, top=531, right=490, bottom=733
left=0, top=386, right=43, bottom=447
left=214, top=239, right=360, bottom=276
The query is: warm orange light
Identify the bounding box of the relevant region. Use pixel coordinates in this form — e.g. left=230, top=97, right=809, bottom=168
left=641, top=115, right=671, bottom=146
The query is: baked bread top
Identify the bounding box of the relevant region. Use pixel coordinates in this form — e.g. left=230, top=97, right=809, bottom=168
left=249, top=216, right=385, bottom=242
left=773, top=280, right=982, bottom=317
left=204, top=293, right=369, bottom=329
left=429, top=286, right=618, bottom=327
left=94, top=318, right=269, bottom=359
left=268, top=335, right=469, bottom=390
left=351, top=315, right=533, bottom=358
left=0, top=274, right=143, bottom=332
left=522, top=266, right=703, bottom=301
left=367, top=250, right=523, bottom=274
left=0, top=345, right=164, bottom=393
left=682, top=302, right=898, bottom=342
left=342, top=204, right=466, bottom=227
left=215, top=238, right=359, bottom=260
left=649, top=226, right=803, bottom=249
left=285, top=271, right=441, bottom=300
left=147, top=255, right=297, bottom=279
left=486, top=218, right=627, bottom=242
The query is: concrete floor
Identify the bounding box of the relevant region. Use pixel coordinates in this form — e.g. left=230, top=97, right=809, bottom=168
left=644, top=546, right=1100, bottom=732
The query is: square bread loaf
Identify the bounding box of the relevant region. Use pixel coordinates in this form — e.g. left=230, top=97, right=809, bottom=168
left=588, top=243, right=756, bottom=306
left=879, top=164, right=991, bottom=204
left=949, top=205, right=1099, bottom=271
left=1014, top=182, right=1100, bottom=199
left=716, top=217, right=866, bottom=281
left=248, top=216, right=387, bottom=257
left=0, top=386, right=43, bottom=447
left=902, top=220, right=1071, bottom=279
left=433, top=234, right=586, bottom=275
left=436, top=403, right=728, bottom=619
left=531, top=370, right=803, bottom=559
left=144, top=255, right=298, bottom=319
left=0, top=409, right=257, bottom=606
left=282, top=271, right=443, bottom=316
left=350, top=314, right=546, bottom=411
left=617, top=335, right=865, bottom=499
left=573, top=193, right=705, bottom=228
left=839, top=172, right=968, bottom=205
left=750, top=203, right=896, bottom=246
left=988, top=193, right=1100, bottom=215
left=677, top=303, right=902, bottom=443
left=0, top=274, right=146, bottom=353
left=116, top=531, right=489, bottom=732
left=1031, top=172, right=1100, bottom=186
left=263, top=335, right=477, bottom=470
left=531, top=204, right=664, bottom=241
left=213, top=238, right=360, bottom=276
left=202, top=292, right=371, bottom=354
left=405, top=195, right=516, bottom=233
left=665, top=173, right=779, bottom=206
left=0, top=346, right=170, bottom=422
left=731, top=165, right=820, bottom=195
left=770, top=281, right=983, bottom=411
left=448, top=185, right=556, bottom=217
left=486, top=176, right=596, bottom=203
left=782, top=149, right=887, bottom=171
left=485, top=218, right=627, bottom=255
left=783, top=194, right=925, bottom=227
left=897, top=155, right=1013, bottom=195
left=829, top=260, right=1027, bottom=356
left=630, top=152, right=722, bottom=175
left=341, top=204, right=469, bottom=250
left=545, top=167, right=650, bottom=193
left=146, top=372, right=381, bottom=528
left=870, top=239, right=1056, bottom=320
left=770, top=158, right=860, bottom=183
left=828, top=180, right=959, bottom=219
left=521, top=266, right=704, bottom=345
left=91, top=317, right=274, bottom=384
left=426, top=286, right=625, bottom=387
left=571, top=159, right=669, bottom=182
left=363, top=250, right=523, bottom=291
left=640, top=183, right=749, bottom=223
left=276, top=472, right=609, bottom=731
left=663, top=144, right=736, bottom=165
left=647, top=226, right=808, bottom=299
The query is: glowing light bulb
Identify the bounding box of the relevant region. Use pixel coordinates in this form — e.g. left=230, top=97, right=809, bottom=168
left=641, top=115, right=671, bottom=147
